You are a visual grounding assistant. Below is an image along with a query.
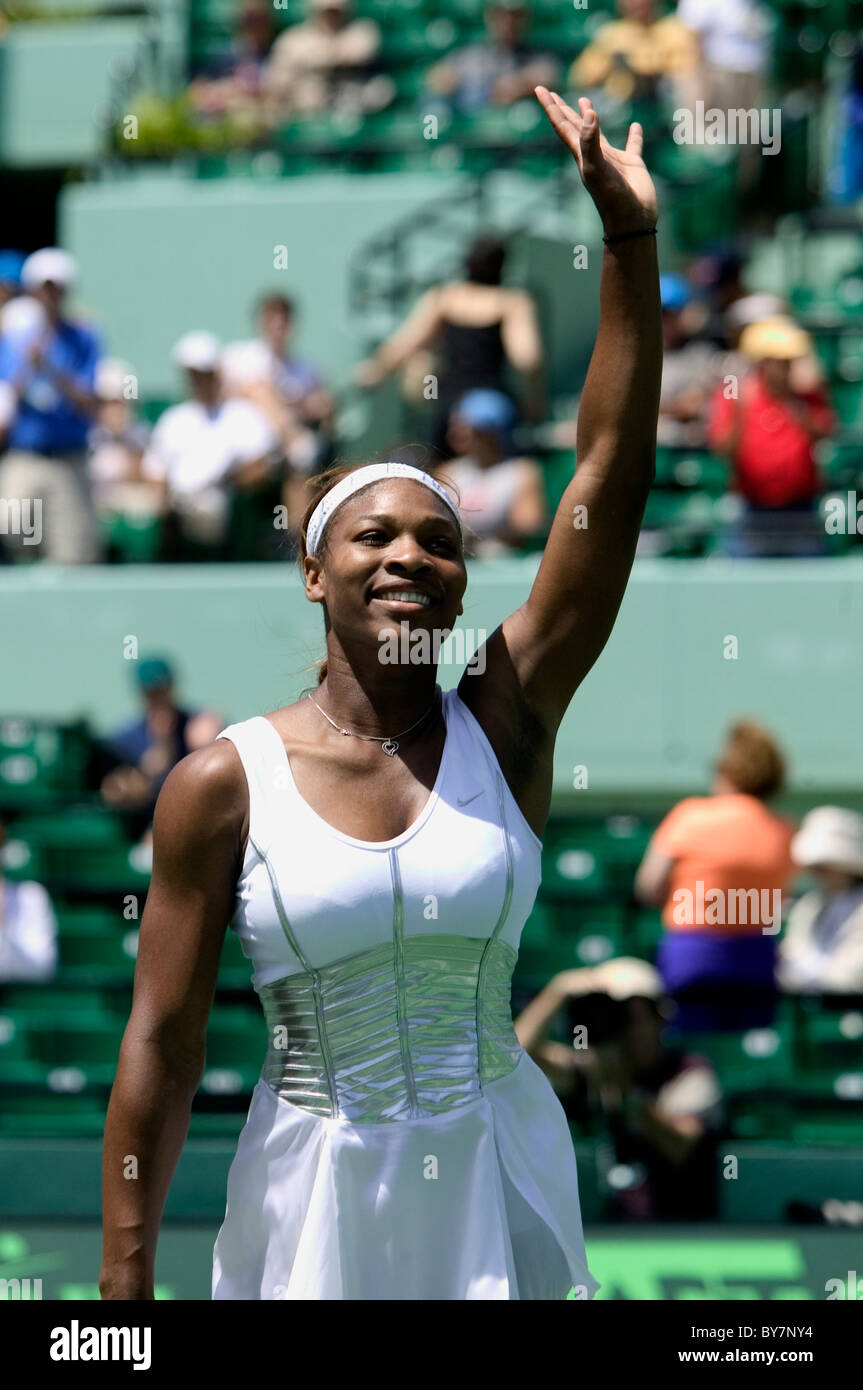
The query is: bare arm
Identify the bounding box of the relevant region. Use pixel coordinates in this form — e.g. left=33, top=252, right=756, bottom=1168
left=354, top=288, right=444, bottom=386
left=634, top=844, right=673, bottom=908
left=498, top=91, right=661, bottom=728
left=100, top=741, right=247, bottom=1300
left=501, top=290, right=544, bottom=374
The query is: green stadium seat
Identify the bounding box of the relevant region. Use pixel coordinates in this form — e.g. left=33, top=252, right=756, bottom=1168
left=100, top=511, right=164, bottom=564
left=60, top=927, right=139, bottom=981
left=670, top=1023, right=795, bottom=1094
left=831, top=380, right=863, bottom=430
left=520, top=900, right=560, bottom=947
left=30, top=1017, right=126, bottom=1068
left=629, top=906, right=663, bottom=956
left=514, top=940, right=575, bottom=985
left=654, top=447, right=728, bottom=495
left=188, top=1111, right=246, bottom=1138
left=541, top=452, right=574, bottom=512
left=9, top=811, right=151, bottom=894
left=205, top=1008, right=267, bottom=1068
left=0, top=986, right=116, bottom=1016
left=541, top=827, right=613, bottom=901
left=218, top=931, right=252, bottom=987
left=0, top=718, right=92, bottom=811
left=0, top=1010, right=36, bottom=1062
left=0, top=1095, right=107, bottom=1138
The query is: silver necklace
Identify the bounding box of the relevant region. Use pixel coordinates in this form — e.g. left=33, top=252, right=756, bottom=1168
left=306, top=689, right=439, bottom=756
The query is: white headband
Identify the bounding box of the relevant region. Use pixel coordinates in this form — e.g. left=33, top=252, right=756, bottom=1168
left=305, top=461, right=462, bottom=557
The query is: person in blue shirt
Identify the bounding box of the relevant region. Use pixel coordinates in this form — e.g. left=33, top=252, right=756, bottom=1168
left=0, top=250, right=27, bottom=310
left=100, top=657, right=223, bottom=821
left=0, top=247, right=101, bottom=563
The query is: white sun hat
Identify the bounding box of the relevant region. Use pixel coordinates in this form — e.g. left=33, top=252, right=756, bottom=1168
left=172, top=330, right=222, bottom=372
left=588, top=957, right=664, bottom=1002
left=21, top=247, right=78, bottom=290
left=792, top=807, right=863, bottom=876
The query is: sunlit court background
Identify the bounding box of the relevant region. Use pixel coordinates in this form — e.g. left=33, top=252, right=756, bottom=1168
left=1, top=0, right=863, bottom=1300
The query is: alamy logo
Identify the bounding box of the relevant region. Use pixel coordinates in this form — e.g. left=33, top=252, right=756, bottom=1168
left=0, top=1277, right=42, bottom=1299
left=49, top=1321, right=152, bottom=1370
left=671, top=881, right=782, bottom=934
left=0, top=497, right=42, bottom=545
left=672, top=102, right=781, bottom=156
left=377, top=622, right=487, bottom=674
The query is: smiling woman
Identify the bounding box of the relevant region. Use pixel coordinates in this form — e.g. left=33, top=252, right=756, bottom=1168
left=100, top=89, right=661, bottom=1302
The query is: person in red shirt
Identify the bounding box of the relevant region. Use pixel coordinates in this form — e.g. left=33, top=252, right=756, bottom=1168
left=708, top=316, right=835, bottom=556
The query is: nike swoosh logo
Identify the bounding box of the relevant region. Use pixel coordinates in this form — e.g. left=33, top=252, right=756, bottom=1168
left=457, top=791, right=484, bottom=806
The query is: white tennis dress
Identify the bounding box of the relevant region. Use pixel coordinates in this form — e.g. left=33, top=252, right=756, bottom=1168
left=211, top=685, right=599, bottom=1301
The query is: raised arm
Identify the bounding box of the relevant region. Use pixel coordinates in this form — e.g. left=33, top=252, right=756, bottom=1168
left=354, top=288, right=445, bottom=388
left=497, top=90, right=661, bottom=729
left=100, top=741, right=246, bottom=1300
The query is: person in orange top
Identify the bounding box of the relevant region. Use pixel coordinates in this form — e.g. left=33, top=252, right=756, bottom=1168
left=635, top=720, right=795, bottom=1032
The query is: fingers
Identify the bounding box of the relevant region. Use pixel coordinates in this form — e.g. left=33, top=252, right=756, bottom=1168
left=625, top=121, right=644, bottom=158
left=534, top=85, right=582, bottom=161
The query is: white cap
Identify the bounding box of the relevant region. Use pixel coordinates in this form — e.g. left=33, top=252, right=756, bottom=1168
left=0, top=295, right=47, bottom=339
left=96, top=357, right=135, bottom=402
left=21, top=247, right=78, bottom=291
left=220, top=338, right=273, bottom=388
left=792, top=807, right=863, bottom=877
left=588, top=957, right=664, bottom=1002
left=726, top=293, right=787, bottom=331
left=172, top=330, right=222, bottom=372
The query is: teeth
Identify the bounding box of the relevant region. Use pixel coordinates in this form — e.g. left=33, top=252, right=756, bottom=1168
left=380, top=591, right=432, bottom=606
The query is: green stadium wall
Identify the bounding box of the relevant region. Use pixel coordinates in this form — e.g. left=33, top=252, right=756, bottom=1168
left=3, top=557, right=863, bottom=805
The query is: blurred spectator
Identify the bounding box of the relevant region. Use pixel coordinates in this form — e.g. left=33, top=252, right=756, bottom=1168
left=355, top=234, right=543, bottom=456
left=141, top=331, right=280, bottom=558
left=688, top=248, right=748, bottom=348
left=719, top=290, right=786, bottom=356
left=0, top=248, right=101, bottom=563
left=262, top=0, right=392, bottom=120
left=708, top=316, right=835, bottom=558
left=100, top=657, right=222, bottom=817
left=569, top=0, right=698, bottom=107
left=425, top=1, right=558, bottom=115
left=778, top=808, right=863, bottom=994
left=657, top=272, right=717, bottom=448
left=87, top=358, right=154, bottom=522
left=636, top=720, right=795, bottom=1032
left=435, top=390, right=546, bottom=555
left=222, top=294, right=334, bottom=534
left=675, top=0, right=770, bottom=114
left=0, top=250, right=26, bottom=310
left=188, top=0, right=277, bottom=120
left=516, top=958, right=723, bottom=1220
left=0, top=819, right=58, bottom=982
left=829, top=47, right=863, bottom=204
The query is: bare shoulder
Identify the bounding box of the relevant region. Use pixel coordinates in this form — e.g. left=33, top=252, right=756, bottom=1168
left=503, top=287, right=534, bottom=311
left=153, top=740, right=248, bottom=846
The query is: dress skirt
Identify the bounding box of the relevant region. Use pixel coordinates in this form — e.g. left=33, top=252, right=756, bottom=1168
left=212, top=1048, right=600, bottom=1301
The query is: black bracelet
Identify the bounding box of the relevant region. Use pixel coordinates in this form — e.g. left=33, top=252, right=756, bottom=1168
left=602, top=226, right=658, bottom=245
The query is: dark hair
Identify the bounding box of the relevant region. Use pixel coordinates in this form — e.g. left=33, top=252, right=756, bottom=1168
left=716, top=719, right=786, bottom=801
left=258, top=293, right=295, bottom=319
left=464, top=234, right=507, bottom=286
left=297, top=462, right=463, bottom=685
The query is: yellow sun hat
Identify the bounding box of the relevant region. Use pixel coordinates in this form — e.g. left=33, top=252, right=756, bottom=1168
left=739, top=315, right=813, bottom=362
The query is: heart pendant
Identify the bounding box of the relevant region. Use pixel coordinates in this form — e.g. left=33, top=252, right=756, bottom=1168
left=382, top=740, right=399, bottom=756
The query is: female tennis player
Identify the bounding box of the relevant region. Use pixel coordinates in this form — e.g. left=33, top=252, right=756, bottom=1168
left=100, top=89, right=661, bottom=1301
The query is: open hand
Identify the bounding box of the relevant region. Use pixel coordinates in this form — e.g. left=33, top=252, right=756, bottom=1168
left=535, top=87, right=657, bottom=238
